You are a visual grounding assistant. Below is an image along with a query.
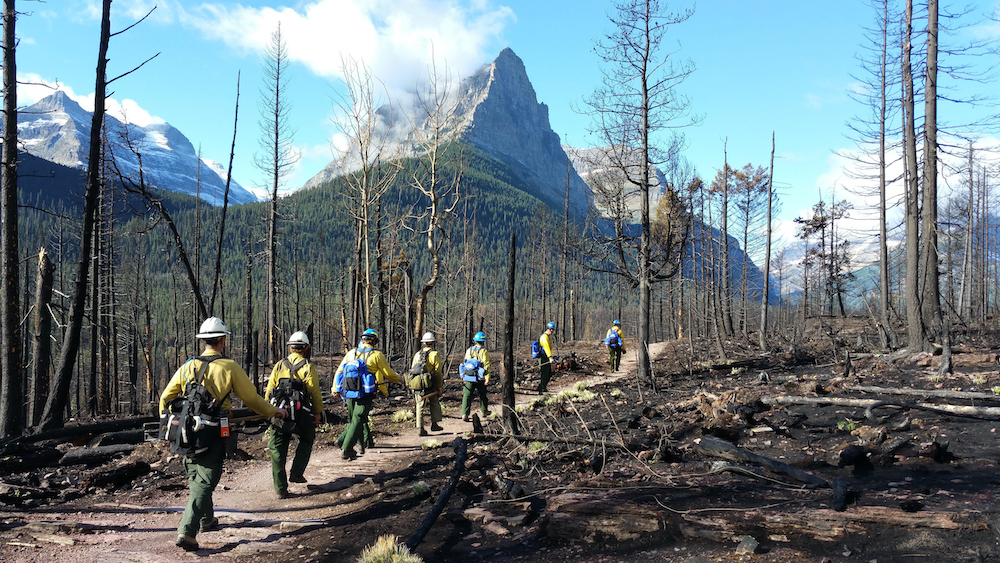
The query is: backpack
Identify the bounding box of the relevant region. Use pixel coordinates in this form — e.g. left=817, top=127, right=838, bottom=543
left=530, top=340, right=543, bottom=359
left=163, top=356, right=224, bottom=456
left=342, top=348, right=377, bottom=399
left=460, top=346, right=486, bottom=382
left=408, top=350, right=433, bottom=390
left=605, top=330, right=622, bottom=348
left=270, top=358, right=312, bottom=432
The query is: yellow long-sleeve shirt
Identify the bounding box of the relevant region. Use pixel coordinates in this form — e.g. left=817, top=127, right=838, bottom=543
left=265, top=351, right=324, bottom=412
left=333, top=346, right=401, bottom=397
left=411, top=347, right=444, bottom=390
left=540, top=332, right=554, bottom=358
left=465, top=345, right=491, bottom=377
left=159, top=349, right=277, bottom=417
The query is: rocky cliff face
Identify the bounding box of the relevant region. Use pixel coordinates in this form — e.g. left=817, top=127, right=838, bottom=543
left=305, top=48, right=591, bottom=213
left=16, top=91, right=258, bottom=205
left=459, top=48, right=590, bottom=211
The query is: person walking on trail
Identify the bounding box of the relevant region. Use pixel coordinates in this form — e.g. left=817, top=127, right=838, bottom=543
left=332, top=329, right=400, bottom=460
left=605, top=320, right=625, bottom=372
left=537, top=322, right=557, bottom=393
left=461, top=332, right=491, bottom=422
left=160, top=317, right=288, bottom=552
left=411, top=332, right=444, bottom=436
left=265, top=331, right=322, bottom=499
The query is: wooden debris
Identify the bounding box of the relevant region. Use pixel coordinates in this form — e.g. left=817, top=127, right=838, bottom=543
left=58, top=444, right=137, bottom=466
left=87, top=429, right=145, bottom=447
left=406, top=436, right=468, bottom=550
left=83, top=461, right=151, bottom=489
left=845, top=385, right=1000, bottom=402
left=692, top=435, right=829, bottom=489
left=28, top=533, right=75, bottom=546
left=543, top=491, right=663, bottom=542
left=680, top=505, right=964, bottom=543
left=761, top=394, right=1000, bottom=420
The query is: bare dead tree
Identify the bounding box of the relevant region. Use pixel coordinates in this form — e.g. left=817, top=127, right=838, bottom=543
left=405, top=61, right=465, bottom=349
left=582, top=0, right=699, bottom=384
left=330, top=57, right=402, bottom=341
left=254, top=23, right=299, bottom=364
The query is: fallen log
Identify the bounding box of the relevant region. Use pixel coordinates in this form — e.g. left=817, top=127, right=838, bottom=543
left=692, top=435, right=829, bottom=489
left=0, top=445, right=62, bottom=474
left=88, top=429, right=145, bottom=447
left=680, top=505, right=964, bottom=543
left=83, top=461, right=151, bottom=489
left=58, top=444, right=137, bottom=466
left=845, top=385, right=1000, bottom=402
left=543, top=491, right=664, bottom=542
left=762, top=395, right=1000, bottom=420
left=406, top=436, right=468, bottom=550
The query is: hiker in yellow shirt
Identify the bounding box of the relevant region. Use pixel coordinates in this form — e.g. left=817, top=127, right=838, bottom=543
left=410, top=332, right=444, bottom=436
left=332, top=329, right=400, bottom=460
left=538, top=322, right=556, bottom=393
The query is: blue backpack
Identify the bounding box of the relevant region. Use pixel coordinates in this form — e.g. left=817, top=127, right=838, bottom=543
left=341, top=349, right=377, bottom=399
left=461, top=346, right=486, bottom=382
left=605, top=330, right=622, bottom=347
left=530, top=340, right=542, bottom=359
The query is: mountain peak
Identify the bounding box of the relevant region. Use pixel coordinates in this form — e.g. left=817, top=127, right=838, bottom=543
left=16, top=94, right=258, bottom=205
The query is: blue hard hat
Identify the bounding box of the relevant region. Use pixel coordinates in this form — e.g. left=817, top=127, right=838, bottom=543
left=546, top=322, right=556, bottom=330
left=361, top=328, right=379, bottom=340
left=613, top=320, right=620, bottom=325
left=474, top=331, right=486, bottom=342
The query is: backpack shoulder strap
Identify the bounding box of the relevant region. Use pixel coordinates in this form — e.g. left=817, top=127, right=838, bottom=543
left=291, top=359, right=309, bottom=375
left=186, top=356, right=221, bottom=402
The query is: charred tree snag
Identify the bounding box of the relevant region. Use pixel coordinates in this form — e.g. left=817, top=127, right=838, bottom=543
left=406, top=436, right=468, bottom=550
left=502, top=233, right=518, bottom=434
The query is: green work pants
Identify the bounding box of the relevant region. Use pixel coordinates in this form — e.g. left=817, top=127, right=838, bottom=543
left=608, top=346, right=622, bottom=371
left=416, top=388, right=442, bottom=427
left=178, top=438, right=225, bottom=539
left=338, top=396, right=373, bottom=452
left=268, top=419, right=315, bottom=494
left=462, top=381, right=489, bottom=418
left=538, top=356, right=552, bottom=393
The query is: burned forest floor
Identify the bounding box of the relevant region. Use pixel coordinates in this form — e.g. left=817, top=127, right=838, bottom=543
left=5, top=318, right=1000, bottom=562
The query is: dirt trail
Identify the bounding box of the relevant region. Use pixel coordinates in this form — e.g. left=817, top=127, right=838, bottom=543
left=2, top=342, right=669, bottom=562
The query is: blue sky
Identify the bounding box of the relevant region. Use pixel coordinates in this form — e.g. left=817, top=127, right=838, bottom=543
left=16, top=0, right=1000, bottom=250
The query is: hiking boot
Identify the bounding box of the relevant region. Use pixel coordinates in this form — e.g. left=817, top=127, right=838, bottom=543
left=334, top=437, right=343, bottom=448
left=289, top=474, right=307, bottom=483
left=342, top=448, right=357, bottom=461
left=175, top=535, right=199, bottom=551
left=462, top=416, right=470, bottom=422
left=430, top=423, right=443, bottom=432
left=419, top=427, right=428, bottom=437
left=277, top=490, right=290, bottom=499
left=199, top=517, right=219, bottom=532
left=358, top=441, right=366, bottom=454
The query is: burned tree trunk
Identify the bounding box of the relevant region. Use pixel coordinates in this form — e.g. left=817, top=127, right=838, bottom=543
left=29, top=249, right=56, bottom=426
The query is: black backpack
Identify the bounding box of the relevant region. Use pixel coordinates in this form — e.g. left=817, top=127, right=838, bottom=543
left=270, top=358, right=312, bottom=432
left=163, top=356, right=224, bottom=456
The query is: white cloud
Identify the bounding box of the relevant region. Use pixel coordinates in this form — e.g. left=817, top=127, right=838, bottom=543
left=17, top=73, right=165, bottom=127
left=179, top=0, right=514, bottom=97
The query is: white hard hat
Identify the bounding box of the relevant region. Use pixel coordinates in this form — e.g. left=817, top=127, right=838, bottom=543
left=288, top=331, right=310, bottom=346
left=421, top=331, right=436, bottom=343
left=196, top=317, right=231, bottom=339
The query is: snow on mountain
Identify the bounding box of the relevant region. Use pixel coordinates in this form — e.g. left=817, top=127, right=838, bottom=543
left=16, top=91, right=260, bottom=206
